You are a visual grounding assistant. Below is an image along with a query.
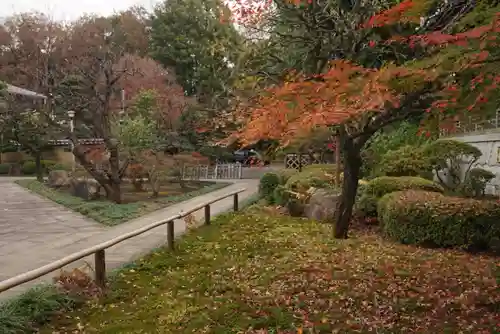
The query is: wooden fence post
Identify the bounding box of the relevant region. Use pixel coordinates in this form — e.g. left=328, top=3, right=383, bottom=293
left=204, top=204, right=211, bottom=225
left=94, top=249, right=106, bottom=289
left=233, top=193, right=239, bottom=211
left=167, top=220, right=175, bottom=250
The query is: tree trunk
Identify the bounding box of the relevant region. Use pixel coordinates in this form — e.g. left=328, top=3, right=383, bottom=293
left=35, top=151, right=43, bottom=182
left=107, top=145, right=122, bottom=203
left=333, top=134, right=365, bottom=239
left=335, top=135, right=341, bottom=186
left=70, top=141, right=121, bottom=203
left=109, top=182, right=122, bottom=203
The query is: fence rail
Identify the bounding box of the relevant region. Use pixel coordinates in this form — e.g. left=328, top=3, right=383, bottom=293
left=0, top=188, right=245, bottom=294
left=183, top=163, right=243, bottom=180
left=439, top=114, right=500, bottom=137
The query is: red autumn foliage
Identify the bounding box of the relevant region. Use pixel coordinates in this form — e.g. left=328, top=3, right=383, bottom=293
left=113, top=55, right=190, bottom=129
left=230, top=1, right=500, bottom=147
left=362, top=0, right=419, bottom=28
left=233, top=60, right=431, bottom=146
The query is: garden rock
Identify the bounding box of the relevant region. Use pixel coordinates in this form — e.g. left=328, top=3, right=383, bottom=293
left=48, top=170, right=70, bottom=188
left=70, top=178, right=100, bottom=200
left=304, top=188, right=340, bottom=222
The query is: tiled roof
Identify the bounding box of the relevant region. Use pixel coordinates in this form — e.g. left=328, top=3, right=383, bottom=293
left=6, top=138, right=104, bottom=147
left=6, top=84, right=47, bottom=99
left=48, top=138, right=104, bottom=146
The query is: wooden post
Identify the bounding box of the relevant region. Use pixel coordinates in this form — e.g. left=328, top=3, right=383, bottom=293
left=167, top=220, right=174, bottom=250
left=204, top=204, right=211, bottom=225
left=94, top=249, right=106, bottom=289
left=233, top=193, right=239, bottom=211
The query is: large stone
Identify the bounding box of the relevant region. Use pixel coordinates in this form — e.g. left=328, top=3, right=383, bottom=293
left=69, top=178, right=101, bottom=200
left=48, top=170, right=70, bottom=188
left=304, top=188, right=341, bottom=222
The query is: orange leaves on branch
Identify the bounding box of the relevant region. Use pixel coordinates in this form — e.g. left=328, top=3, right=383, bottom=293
left=236, top=60, right=427, bottom=145
left=388, top=20, right=500, bottom=48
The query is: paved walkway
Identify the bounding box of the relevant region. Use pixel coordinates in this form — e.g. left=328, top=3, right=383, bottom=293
left=0, top=178, right=258, bottom=301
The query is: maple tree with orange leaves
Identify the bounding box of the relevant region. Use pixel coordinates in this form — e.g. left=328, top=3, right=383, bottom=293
left=229, top=1, right=500, bottom=238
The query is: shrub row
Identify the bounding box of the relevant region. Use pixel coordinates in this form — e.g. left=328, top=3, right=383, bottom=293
left=378, top=190, right=500, bottom=251
left=0, top=160, right=70, bottom=175
left=356, top=176, right=444, bottom=218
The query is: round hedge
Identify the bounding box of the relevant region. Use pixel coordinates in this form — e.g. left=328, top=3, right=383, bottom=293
left=356, top=176, right=444, bottom=218
left=378, top=190, right=500, bottom=251
left=20, top=160, right=67, bottom=175
left=0, top=163, right=11, bottom=175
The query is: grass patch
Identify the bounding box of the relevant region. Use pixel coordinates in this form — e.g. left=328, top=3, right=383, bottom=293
left=37, top=209, right=499, bottom=333
left=0, top=285, right=81, bottom=334
left=16, top=180, right=230, bottom=226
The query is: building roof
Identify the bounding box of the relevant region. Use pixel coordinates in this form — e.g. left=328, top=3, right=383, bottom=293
left=5, top=84, right=47, bottom=99
left=49, top=138, right=104, bottom=146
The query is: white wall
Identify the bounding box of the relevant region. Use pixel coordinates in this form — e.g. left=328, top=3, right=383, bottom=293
left=446, top=131, right=500, bottom=194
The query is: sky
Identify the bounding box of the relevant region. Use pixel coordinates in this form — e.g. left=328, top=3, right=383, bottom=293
left=1, top=0, right=162, bottom=22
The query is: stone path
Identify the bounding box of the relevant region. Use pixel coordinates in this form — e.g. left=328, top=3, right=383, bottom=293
left=0, top=178, right=259, bottom=301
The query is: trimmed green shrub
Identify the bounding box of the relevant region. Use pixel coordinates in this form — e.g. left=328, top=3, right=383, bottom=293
left=259, top=172, right=280, bottom=203
left=0, top=163, right=11, bottom=175
left=21, top=161, right=36, bottom=175
left=361, top=121, right=432, bottom=178
left=301, top=163, right=336, bottom=172
left=285, top=164, right=337, bottom=191
left=378, top=145, right=432, bottom=177
left=459, top=167, right=495, bottom=198
left=20, top=160, right=66, bottom=175
left=378, top=190, right=500, bottom=251
left=276, top=168, right=298, bottom=185
left=272, top=185, right=289, bottom=206
left=280, top=164, right=340, bottom=216
left=356, top=176, right=444, bottom=218
left=423, top=139, right=482, bottom=190
left=46, top=163, right=71, bottom=172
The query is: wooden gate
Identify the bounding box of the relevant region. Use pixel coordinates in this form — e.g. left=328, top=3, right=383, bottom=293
left=183, top=163, right=243, bottom=180
left=285, top=153, right=334, bottom=169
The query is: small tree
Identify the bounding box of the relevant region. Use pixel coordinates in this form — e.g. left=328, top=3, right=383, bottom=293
left=231, top=7, right=500, bottom=238
left=0, top=85, right=58, bottom=181
left=423, top=139, right=482, bottom=191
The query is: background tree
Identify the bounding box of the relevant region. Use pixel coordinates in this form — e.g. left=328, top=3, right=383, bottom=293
left=150, top=0, right=249, bottom=148
left=114, top=55, right=190, bottom=133
left=150, top=0, right=242, bottom=99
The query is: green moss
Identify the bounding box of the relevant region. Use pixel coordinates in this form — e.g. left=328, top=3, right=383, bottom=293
left=37, top=209, right=498, bottom=333
left=16, top=180, right=230, bottom=226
